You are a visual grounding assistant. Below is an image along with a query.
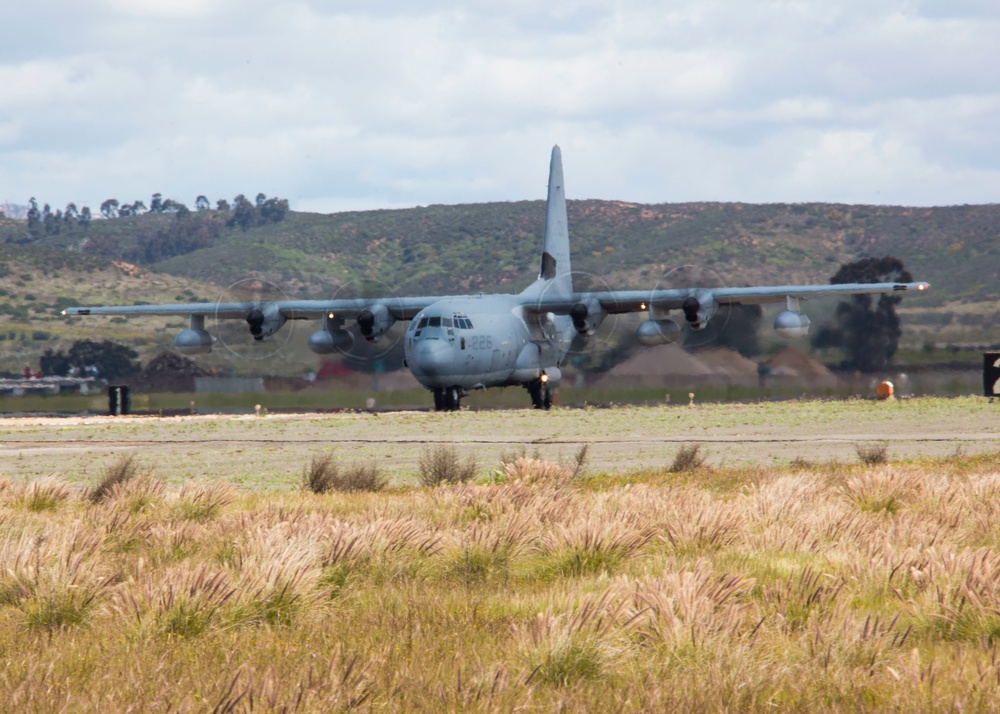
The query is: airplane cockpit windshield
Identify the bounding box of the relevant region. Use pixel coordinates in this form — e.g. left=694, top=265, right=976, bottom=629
left=412, top=313, right=474, bottom=337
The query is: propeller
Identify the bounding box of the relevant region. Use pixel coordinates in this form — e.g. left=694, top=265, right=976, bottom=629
left=323, top=276, right=407, bottom=371
left=533, top=270, right=625, bottom=375
left=212, top=277, right=295, bottom=360
left=650, top=264, right=748, bottom=351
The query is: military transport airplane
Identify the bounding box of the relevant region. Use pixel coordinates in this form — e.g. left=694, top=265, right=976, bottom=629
left=63, top=146, right=930, bottom=411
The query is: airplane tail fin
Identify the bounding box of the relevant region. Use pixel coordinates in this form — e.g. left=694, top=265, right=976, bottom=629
left=532, top=145, right=573, bottom=298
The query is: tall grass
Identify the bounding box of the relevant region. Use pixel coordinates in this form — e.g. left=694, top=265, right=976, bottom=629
left=8, top=479, right=74, bottom=513
left=6, top=452, right=1000, bottom=709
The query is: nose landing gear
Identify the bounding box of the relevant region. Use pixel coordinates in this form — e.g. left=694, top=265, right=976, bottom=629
left=433, top=386, right=464, bottom=412
left=527, top=378, right=554, bottom=410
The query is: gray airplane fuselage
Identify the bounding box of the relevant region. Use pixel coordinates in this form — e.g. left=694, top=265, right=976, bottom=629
left=405, top=295, right=573, bottom=391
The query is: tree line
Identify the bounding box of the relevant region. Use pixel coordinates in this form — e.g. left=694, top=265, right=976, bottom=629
left=5, top=192, right=289, bottom=245
left=97, top=191, right=288, bottom=229
left=22, top=198, right=93, bottom=240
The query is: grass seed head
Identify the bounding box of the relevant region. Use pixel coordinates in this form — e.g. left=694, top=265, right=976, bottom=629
left=8, top=478, right=74, bottom=512
left=172, top=481, right=236, bottom=522
left=500, top=457, right=572, bottom=485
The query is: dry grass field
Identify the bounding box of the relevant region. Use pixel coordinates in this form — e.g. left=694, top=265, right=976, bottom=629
left=1, top=398, right=1000, bottom=711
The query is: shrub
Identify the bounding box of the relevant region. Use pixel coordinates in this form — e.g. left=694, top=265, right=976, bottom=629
left=669, top=444, right=707, bottom=473
left=88, top=453, right=141, bottom=505
left=419, top=445, right=477, bottom=486
left=303, top=452, right=386, bottom=493
left=303, top=452, right=338, bottom=494
left=856, top=441, right=889, bottom=465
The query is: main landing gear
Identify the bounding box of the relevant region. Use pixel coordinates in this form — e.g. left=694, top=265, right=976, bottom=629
left=527, top=378, right=554, bottom=410
left=433, top=386, right=464, bottom=412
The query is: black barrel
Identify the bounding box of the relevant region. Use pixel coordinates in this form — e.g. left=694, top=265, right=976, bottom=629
left=108, top=385, right=131, bottom=416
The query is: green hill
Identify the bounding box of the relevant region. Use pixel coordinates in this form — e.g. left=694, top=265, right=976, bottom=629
left=1, top=199, right=998, bottom=377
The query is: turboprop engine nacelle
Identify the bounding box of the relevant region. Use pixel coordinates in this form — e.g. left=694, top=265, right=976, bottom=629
left=246, top=304, right=286, bottom=341
left=636, top=319, right=681, bottom=346
left=174, top=315, right=213, bottom=355
left=773, top=311, right=811, bottom=339
left=682, top=290, right=716, bottom=331
left=307, top=328, right=354, bottom=354
left=308, top=313, right=355, bottom=355
left=569, top=299, right=605, bottom=335
left=357, top=303, right=395, bottom=342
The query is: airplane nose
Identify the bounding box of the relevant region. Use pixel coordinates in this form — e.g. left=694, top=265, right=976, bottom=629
left=412, top=340, right=452, bottom=375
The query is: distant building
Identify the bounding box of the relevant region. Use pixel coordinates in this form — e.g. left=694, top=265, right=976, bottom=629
left=0, top=376, right=97, bottom=396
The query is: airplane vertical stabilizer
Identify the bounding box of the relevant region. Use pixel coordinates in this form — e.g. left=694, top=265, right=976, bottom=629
left=531, top=145, right=573, bottom=298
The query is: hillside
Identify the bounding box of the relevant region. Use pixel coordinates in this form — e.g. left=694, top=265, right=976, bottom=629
left=1, top=200, right=998, bottom=377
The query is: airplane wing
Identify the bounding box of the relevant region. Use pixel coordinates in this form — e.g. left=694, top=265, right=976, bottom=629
left=61, top=295, right=452, bottom=352
left=63, top=281, right=930, bottom=328
left=62, top=296, right=447, bottom=321
left=526, top=281, right=930, bottom=314
left=525, top=280, right=930, bottom=336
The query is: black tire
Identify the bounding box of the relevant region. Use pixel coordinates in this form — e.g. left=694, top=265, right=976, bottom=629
left=527, top=380, right=546, bottom=409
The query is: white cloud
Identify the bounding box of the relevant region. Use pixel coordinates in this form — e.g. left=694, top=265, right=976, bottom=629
left=0, top=0, right=998, bottom=211
left=101, top=0, right=225, bottom=20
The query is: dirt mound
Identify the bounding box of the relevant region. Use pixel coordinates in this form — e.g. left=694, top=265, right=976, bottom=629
left=590, top=345, right=758, bottom=388
left=134, top=352, right=211, bottom=391
left=692, top=348, right=759, bottom=383
left=760, top=346, right=837, bottom=386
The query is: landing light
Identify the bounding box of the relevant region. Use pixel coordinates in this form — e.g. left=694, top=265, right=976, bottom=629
left=540, top=373, right=549, bottom=383
left=640, top=302, right=646, bottom=310
left=328, top=312, right=335, bottom=319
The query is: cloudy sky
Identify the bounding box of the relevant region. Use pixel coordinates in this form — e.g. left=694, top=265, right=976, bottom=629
left=2, top=0, right=999, bottom=214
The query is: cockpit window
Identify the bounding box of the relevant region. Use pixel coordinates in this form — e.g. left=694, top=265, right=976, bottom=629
left=413, top=314, right=473, bottom=334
